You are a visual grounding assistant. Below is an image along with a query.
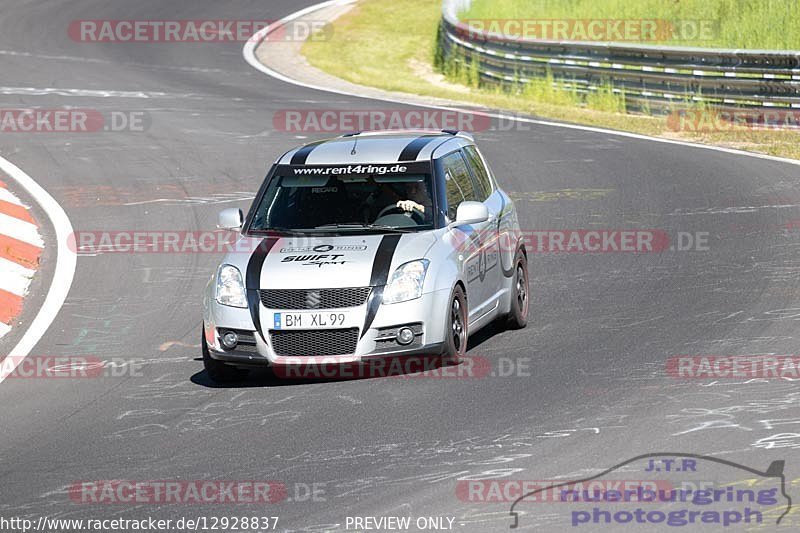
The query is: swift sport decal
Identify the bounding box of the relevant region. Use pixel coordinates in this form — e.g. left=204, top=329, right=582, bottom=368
left=281, top=254, right=346, bottom=267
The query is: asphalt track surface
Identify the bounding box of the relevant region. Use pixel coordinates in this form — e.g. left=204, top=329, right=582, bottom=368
left=1, top=1, right=800, bottom=532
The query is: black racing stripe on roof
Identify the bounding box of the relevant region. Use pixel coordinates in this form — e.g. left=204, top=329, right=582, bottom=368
left=290, top=139, right=327, bottom=165
left=397, top=135, right=441, bottom=162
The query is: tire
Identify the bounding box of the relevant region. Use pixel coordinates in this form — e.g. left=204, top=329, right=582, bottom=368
left=506, top=250, right=529, bottom=329
left=442, top=285, right=468, bottom=365
left=202, top=329, right=247, bottom=383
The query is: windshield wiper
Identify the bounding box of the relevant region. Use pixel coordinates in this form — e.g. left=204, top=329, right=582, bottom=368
left=313, top=223, right=415, bottom=233
left=247, top=226, right=313, bottom=236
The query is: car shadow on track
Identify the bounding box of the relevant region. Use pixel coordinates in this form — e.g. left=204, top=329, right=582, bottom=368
left=190, top=355, right=469, bottom=388
left=190, top=367, right=305, bottom=388
left=465, top=320, right=506, bottom=352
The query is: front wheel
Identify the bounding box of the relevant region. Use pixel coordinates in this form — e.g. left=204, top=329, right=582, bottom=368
left=202, top=328, right=248, bottom=383
left=506, top=250, right=529, bottom=329
left=442, top=285, right=468, bottom=365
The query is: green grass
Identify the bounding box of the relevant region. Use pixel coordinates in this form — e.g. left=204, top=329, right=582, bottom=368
left=302, top=0, right=441, bottom=94
left=301, top=0, right=800, bottom=160
left=462, top=0, right=800, bottom=50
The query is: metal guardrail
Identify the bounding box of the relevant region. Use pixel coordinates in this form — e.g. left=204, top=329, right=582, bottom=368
left=439, top=0, right=800, bottom=113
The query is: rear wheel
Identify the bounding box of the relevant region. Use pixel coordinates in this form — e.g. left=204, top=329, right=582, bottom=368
left=202, top=328, right=247, bottom=383
left=442, top=285, right=468, bottom=365
left=506, top=250, right=529, bottom=329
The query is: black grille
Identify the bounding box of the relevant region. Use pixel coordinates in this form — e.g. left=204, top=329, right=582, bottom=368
left=260, top=288, right=371, bottom=309
left=269, top=328, right=359, bottom=356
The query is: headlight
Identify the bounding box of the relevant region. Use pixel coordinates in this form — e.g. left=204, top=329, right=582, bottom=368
left=215, top=264, right=247, bottom=308
left=383, top=259, right=429, bottom=304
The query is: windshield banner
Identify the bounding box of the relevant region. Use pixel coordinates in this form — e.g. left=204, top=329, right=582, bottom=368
left=274, top=161, right=431, bottom=178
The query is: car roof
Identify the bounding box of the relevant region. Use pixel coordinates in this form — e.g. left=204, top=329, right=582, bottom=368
left=276, top=130, right=475, bottom=166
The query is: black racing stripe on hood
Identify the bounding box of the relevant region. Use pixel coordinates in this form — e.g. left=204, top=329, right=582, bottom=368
left=290, top=140, right=327, bottom=165
left=398, top=135, right=440, bottom=162
left=361, top=234, right=402, bottom=338
left=245, top=237, right=278, bottom=340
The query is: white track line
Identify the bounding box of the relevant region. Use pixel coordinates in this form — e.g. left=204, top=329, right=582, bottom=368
left=242, top=0, right=800, bottom=168
left=0, top=155, right=76, bottom=383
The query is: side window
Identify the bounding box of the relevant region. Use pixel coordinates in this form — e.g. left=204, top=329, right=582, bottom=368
left=441, top=151, right=477, bottom=220
left=463, top=145, right=492, bottom=201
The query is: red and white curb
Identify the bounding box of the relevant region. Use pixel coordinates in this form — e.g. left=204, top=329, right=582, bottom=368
left=0, top=179, right=43, bottom=339
left=0, top=155, right=74, bottom=384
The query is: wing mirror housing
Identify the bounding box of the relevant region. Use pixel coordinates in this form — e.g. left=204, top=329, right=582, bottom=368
left=450, top=201, right=489, bottom=227
left=218, top=208, right=243, bottom=230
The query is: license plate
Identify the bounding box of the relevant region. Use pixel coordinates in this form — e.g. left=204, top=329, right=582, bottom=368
left=273, top=311, right=351, bottom=330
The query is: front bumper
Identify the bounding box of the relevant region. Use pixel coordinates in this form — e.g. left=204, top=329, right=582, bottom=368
left=203, top=285, right=452, bottom=366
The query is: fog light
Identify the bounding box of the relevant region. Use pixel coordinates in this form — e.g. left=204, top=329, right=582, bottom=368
left=221, top=331, right=238, bottom=349
left=397, top=327, right=415, bottom=345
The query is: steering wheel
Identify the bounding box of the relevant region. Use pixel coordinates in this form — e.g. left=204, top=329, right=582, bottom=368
left=376, top=204, right=425, bottom=224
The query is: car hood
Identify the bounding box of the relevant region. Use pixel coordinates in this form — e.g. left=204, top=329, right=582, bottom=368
left=225, top=232, right=438, bottom=290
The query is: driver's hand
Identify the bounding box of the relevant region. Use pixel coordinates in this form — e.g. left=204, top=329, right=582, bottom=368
left=397, top=200, right=424, bottom=213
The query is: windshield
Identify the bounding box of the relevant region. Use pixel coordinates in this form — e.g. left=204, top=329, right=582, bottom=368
left=247, top=164, right=436, bottom=233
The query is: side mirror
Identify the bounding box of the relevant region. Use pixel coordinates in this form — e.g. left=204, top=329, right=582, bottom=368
left=451, top=201, right=489, bottom=227
left=218, top=208, right=243, bottom=230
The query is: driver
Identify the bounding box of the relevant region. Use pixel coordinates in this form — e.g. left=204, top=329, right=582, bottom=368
left=365, top=179, right=432, bottom=222
left=396, top=181, right=431, bottom=216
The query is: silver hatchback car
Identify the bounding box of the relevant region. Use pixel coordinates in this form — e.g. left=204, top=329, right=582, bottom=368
left=202, top=130, right=528, bottom=382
